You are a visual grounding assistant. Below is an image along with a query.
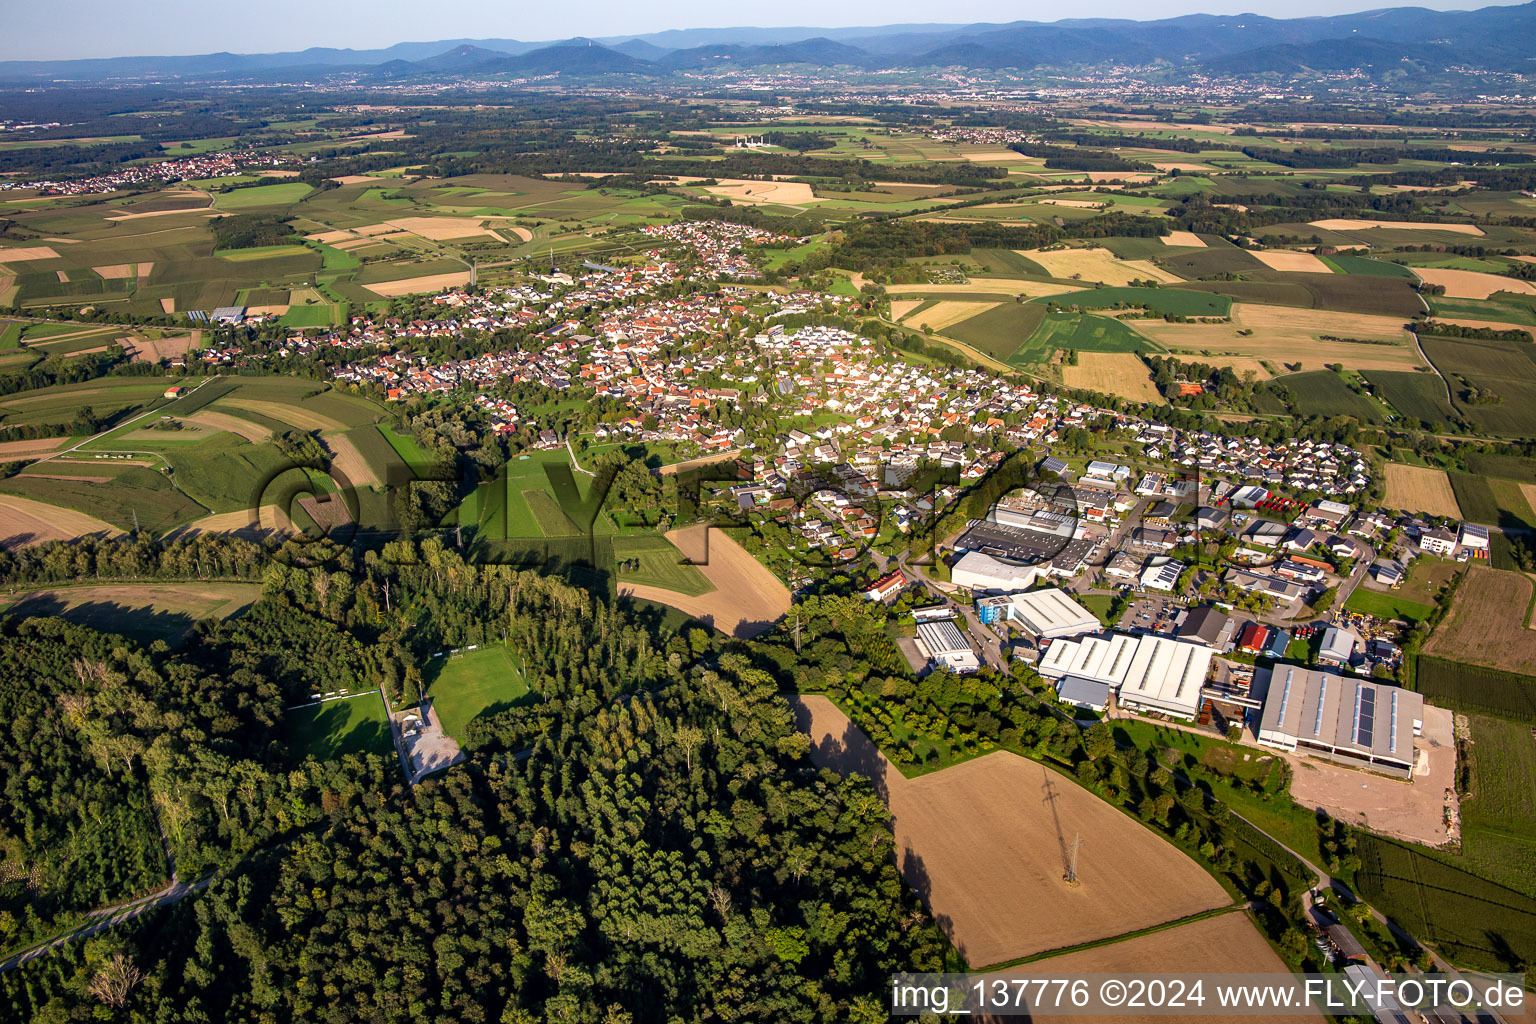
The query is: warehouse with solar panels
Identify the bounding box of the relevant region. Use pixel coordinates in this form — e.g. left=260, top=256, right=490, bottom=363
left=1255, top=665, right=1423, bottom=778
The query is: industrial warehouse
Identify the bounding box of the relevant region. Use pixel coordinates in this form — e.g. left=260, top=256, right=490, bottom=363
left=1255, top=665, right=1424, bottom=779
left=976, top=588, right=1100, bottom=640
left=1037, top=632, right=1215, bottom=720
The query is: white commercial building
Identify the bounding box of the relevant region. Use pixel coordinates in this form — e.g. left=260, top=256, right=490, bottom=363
left=1038, top=632, right=1213, bottom=720
left=915, top=619, right=981, bottom=674
left=1115, top=635, right=1214, bottom=720
left=1003, top=588, right=1101, bottom=640
left=950, top=550, right=1045, bottom=593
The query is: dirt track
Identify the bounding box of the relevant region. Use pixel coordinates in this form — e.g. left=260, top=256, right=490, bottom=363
left=791, top=695, right=1230, bottom=968
left=618, top=526, right=789, bottom=638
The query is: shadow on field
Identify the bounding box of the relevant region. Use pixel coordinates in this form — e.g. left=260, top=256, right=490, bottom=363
left=286, top=698, right=389, bottom=763
left=5, top=594, right=202, bottom=646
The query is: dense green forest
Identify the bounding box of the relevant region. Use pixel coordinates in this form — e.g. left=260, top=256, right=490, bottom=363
left=0, top=536, right=952, bottom=1022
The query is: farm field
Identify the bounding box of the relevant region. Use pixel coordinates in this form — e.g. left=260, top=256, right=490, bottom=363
left=1128, top=303, right=1422, bottom=376
left=1355, top=833, right=1536, bottom=973
left=1382, top=463, right=1462, bottom=517
left=1421, top=336, right=1536, bottom=436
left=1015, top=912, right=1319, bottom=1023
left=0, top=582, right=261, bottom=644
left=1043, top=286, right=1229, bottom=317
left=618, top=526, right=788, bottom=638
left=0, top=492, right=123, bottom=548
left=1422, top=567, right=1536, bottom=675
left=424, top=645, right=533, bottom=746
left=612, top=534, right=715, bottom=596
left=284, top=692, right=392, bottom=764
left=1447, top=472, right=1536, bottom=532
left=940, top=302, right=1048, bottom=361
left=1010, top=312, right=1154, bottom=366
left=792, top=694, right=1231, bottom=969
left=1365, top=371, right=1454, bottom=426
left=1060, top=352, right=1162, bottom=403
left=1021, top=246, right=1175, bottom=286
left=1283, top=371, right=1383, bottom=421
left=1413, top=267, right=1536, bottom=300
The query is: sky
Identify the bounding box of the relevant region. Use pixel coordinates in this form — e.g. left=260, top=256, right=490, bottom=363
left=3, top=0, right=1527, bottom=61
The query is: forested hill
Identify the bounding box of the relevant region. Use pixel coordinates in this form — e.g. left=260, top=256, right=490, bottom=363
left=0, top=535, right=951, bottom=1022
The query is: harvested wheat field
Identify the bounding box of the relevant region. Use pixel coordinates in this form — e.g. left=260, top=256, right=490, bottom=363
left=890, top=299, right=924, bottom=321
left=998, top=912, right=1320, bottom=1024
left=1062, top=352, right=1162, bottom=403
left=1382, top=463, right=1462, bottom=518
left=1130, top=304, right=1421, bottom=374
left=618, top=526, right=789, bottom=638
left=1024, top=247, right=1151, bottom=286
left=1413, top=267, right=1536, bottom=300
left=362, top=272, right=472, bottom=297
left=1119, top=259, right=1184, bottom=284
left=160, top=298, right=176, bottom=313
left=1424, top=567, right=1536, bottom=675
left=0, top=246, right=61, bottom=264
left=216, top=399, right=347, bottom=434
left=1251, top=250, right=1333, bottom=273
left=702, top=179, right=817, bottom=206
left=322, top=433, right=380, bottom=488
left=184, top=410, right=271, bottom=442
left=93, top=264, right=135, bottom=279
left=380, top=216, right=501, bottom=242
left=306, top=229, right=358, bottom=244
left=792, top=695, right=1230, bottom=969
left=0, top=494, right=122, bottom=549
left=912, top=300, right=1000, bottom=332
left=1309, top=219, right=1484, bottom=235
left=119, top=332, right=196, bottom=362
left=0, top=436, right=69, bottom=459
left=1161, top=231, right=1207, bottom=247
left=329, top=174, right=394, bottom=186
left=505, top=225, right=533, bottom=242
left=164, top=505, right=294, bottom=542
left=887, top=279, right=1080, bottom=298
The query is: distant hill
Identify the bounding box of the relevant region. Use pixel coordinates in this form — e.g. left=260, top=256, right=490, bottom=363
left=659, top=38, right=872, bottom=70
left=415, top=44, right=512, bottom=72
left=476, top=41, right=650, bottom=77
left=1, top=1, right=1533, bottom=82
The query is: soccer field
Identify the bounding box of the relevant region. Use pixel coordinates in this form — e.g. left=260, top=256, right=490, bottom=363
left=284, top=692, right=391, bottom=763
left=426, top=645, right=533, bottom=744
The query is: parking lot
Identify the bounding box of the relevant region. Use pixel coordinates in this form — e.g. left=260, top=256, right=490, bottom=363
left=1118, top=595, right=1186, bottom=634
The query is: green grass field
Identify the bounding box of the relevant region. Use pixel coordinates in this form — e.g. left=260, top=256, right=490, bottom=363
left=284, top=692, right=392, bottom=763
left=1422, top=336, right=1536, bottom=436
left=1009, top=312, right=1158, bottom=366
left=1448, top=472, right=1536, bottom=532
left=1283, top=371, right=1384, bottom=422
left=425, top=645, right=533, bottom=745
left=940, top=302, right=1048, bottom=361
left=1318, top=254, right=1417, bottom=278
left=1343, top=586, right=1434, bottom=623
left=1365, top=371, right=1455, bottom=426
left=378, top=423, right=433, bottom=475
left=612, top=535, right=715, bottom=596
left=213, top=183, right=314, bottom=210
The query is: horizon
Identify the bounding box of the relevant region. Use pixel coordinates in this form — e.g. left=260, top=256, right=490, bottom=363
left=5, top=0, right=1530, bottom=62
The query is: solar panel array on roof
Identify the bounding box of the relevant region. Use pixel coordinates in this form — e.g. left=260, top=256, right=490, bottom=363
left=1354, top=686, right=1376, bottom=748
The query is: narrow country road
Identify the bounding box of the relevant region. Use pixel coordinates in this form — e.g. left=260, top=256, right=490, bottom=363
left=0, top=873, right=214, bottom=975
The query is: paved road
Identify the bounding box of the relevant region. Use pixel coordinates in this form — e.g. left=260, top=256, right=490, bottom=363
left=896, top=552, right=1008, bottom=671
